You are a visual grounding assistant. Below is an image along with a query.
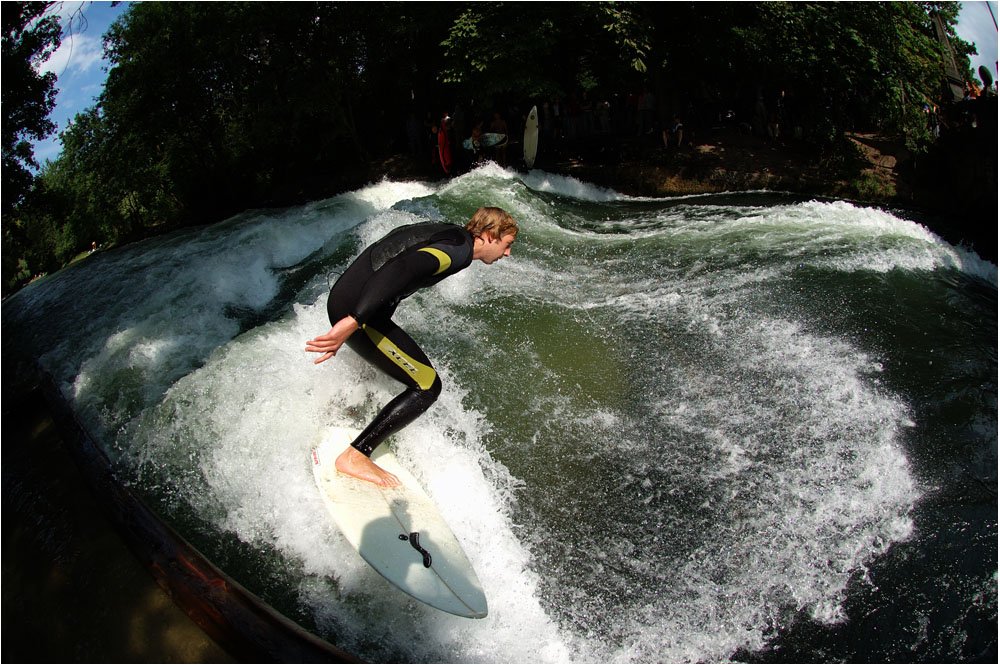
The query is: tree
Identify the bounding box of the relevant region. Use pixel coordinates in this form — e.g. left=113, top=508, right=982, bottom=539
left=94, top=1, right=429, bottom=227
left=2, top=1, right=63, bottom=292
left=440, top=2, right=651, bottom=102
left=636, top=2, right=974, bottom=151
left=2, top=1, right=61, bottom=213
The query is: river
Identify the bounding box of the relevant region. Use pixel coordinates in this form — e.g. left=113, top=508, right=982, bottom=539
left=3, top=164, right=996, bottom=662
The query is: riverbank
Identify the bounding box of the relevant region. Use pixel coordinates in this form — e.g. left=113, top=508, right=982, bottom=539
left=3, top=381, right=360, bottom=663
left=2, top=392, right=235, bottom=663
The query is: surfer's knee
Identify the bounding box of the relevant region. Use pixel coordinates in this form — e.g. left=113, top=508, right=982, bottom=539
left=413, top=375, right=442, bottom=410
left=393, top=377, right=441, bottom=423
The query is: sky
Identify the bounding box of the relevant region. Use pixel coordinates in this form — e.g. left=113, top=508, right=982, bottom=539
left=958, top=1, right=1000, bottom=80
left=28, top=0, right=1000, bottom=166
left=32, top=1, right=129, bottom=164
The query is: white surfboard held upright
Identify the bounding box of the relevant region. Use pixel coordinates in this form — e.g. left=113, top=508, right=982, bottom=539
left=311, top=427, right=488, bottom=618
left=523, top=105, right=539, bottom=168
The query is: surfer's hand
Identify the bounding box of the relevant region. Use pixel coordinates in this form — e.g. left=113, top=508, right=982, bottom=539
left=306, top=316, right=360, bottom=364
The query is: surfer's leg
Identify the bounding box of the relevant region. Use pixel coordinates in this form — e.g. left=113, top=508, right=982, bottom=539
left=324, top=254, right=434, bottom=486
left=336, top=329, right=441, bottom=486
left=337, top=318, right=441, bottom=484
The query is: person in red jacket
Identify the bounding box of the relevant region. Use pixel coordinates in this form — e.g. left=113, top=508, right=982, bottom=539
left=437, top=114, right=452, bottom=175
left=305, top=207, right=518, bottom=487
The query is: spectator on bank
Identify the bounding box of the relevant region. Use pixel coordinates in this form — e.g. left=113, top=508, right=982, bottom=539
left=752, top=91, right=767, bottom=138
left=663, top=116, right=684, bottom=148
left=566, top=94, right=581, bottom=139
left=596, top=97, right=611, bottom=134
left=435, top=112, right=452, bottom=175
left=924, top=104, right=941, bottom=138
left=452, top=103, right=468, bottom=172
left=626, top=91, right=639, bottom=133
left=426, top=111, right=439, bottom=168
left=542, top=100, right=553, bottom=139
left=469, top=121, right=485, bottom=164
left=767, top=111, right=780, bottom=141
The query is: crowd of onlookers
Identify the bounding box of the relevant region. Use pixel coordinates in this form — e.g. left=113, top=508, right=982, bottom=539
left=400, top=75, right=997, bottom=177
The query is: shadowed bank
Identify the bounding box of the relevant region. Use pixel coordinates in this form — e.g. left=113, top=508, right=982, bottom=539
left=2, top=380, right=359, bottom=663
left=3, top=390, right=232, bottom=662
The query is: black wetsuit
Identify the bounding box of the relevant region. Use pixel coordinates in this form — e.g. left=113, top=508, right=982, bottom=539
left=327, top=222, right=475, bottom=456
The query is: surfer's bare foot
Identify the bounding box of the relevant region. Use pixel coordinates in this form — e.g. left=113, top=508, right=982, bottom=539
left=336, top=446, right=402, bottom=488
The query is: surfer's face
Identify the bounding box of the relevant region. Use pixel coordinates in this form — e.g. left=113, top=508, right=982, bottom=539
left=476, top=233, right=516, bottom=264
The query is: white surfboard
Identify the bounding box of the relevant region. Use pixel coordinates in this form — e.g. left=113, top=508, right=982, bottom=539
left=311, top=428, right=488, bottom=619
left=523, top=105, right=539, bottom=168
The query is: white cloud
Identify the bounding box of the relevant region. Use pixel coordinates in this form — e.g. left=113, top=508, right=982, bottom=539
left=33, top=1, right=109, bottom=77
left=37, top=31, right=105, bottom=77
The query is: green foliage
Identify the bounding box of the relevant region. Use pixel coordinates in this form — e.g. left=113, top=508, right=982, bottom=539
left=436, top=1, right=969, bottom=151
left=2, top=2, right=61, bottom=209
left=440, top=2, right=650, bottom=101
left=98, top=2, right=362, bottom=222
left=724, top=2, right=962, bottom=148
left=600, top=3, right=651, bottom=74
left=851, top=169, right=897, bottom=202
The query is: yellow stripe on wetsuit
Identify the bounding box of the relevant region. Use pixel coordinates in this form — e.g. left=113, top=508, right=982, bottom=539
left=362, top=325, right=438, bottom=390
left=418, top=247, right=452, bottom=275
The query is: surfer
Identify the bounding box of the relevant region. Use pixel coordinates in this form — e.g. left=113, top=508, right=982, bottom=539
left=305, top=207, right=518, bottom=487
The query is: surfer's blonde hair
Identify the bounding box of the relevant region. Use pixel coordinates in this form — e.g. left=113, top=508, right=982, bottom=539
left=466, top=206, right=518, bottom=241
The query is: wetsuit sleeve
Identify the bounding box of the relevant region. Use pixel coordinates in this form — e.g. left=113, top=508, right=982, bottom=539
left=350, top=249, right=445, bottom=324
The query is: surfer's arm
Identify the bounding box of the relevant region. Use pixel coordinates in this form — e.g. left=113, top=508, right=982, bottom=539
left=305, top=315, right=360, bottom=364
